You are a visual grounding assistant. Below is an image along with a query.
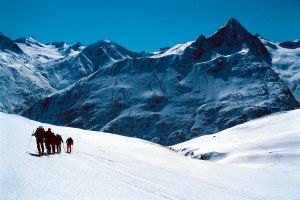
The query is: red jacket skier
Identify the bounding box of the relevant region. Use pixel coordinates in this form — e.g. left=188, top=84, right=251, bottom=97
left=32, top=126, right=45, bottom=156
left=66, top=137, right=73, bottom=153
left=45, top=128, right=55, bottom=154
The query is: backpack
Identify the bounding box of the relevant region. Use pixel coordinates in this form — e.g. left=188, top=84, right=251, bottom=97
left=56, top=134, right=63, bottom=144
left=67, top=137, right=73, bottom=145
left=34, top=127, right=44, bottom=139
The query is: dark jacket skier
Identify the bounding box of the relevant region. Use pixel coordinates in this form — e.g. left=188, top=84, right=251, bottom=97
left=32, top=126, right=45, bottom=156
left=56, top=134, right=64, bottom=154
left=44, top=128, right=55, bottom=154
left=50, top=133, right=57, bottom=154
left=66, top=137, right=73, bottom=153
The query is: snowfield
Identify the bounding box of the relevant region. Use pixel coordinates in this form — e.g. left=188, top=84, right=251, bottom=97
left=172, top=109, right=300, bottom=173
left=260, top=38, right=300, bottom=102
left=150, top=41, right=194, bottom=58
left=15, top=37, right=82, bottom=63
left=0, top=111, right=299, bottom=200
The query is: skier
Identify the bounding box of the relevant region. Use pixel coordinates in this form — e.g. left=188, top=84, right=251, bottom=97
left=66, top=137, right=73, bottom=153
left=32, top=126, right=45, bottom=156
left=44, top=128, right=55, bottom=154
left=51, top=133, right=57, bottom=154
left=56, top=134, right=64, bottom=154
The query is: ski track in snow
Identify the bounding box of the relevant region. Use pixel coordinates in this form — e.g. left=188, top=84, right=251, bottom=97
left=1, top=111, right=299, bottom=200
left=70, top=151, right=283, bottom=200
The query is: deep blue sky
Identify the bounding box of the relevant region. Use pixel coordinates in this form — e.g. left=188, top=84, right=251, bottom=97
left=1, top=0, right=299, bottom=51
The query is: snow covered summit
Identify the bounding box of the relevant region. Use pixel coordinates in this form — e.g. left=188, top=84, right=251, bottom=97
left=0, top=34, right=85, bottom=113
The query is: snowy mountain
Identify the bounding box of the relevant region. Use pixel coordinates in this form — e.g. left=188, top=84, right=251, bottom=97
left=171, top=109, right=300, bottom=172
left=0, top=111, right=299, bottom=200
left=15, top=37, right=83, bottom=63
left=41, top=40, right=141, bottom=89
left=21, top=18, right=299, bottom=145
left=0, top=34, right=56, bottom=113
left=184, top=18, right=271, bottom=63
left=260, top=37, right=300, bottom=102
left=0, top=34, right=87, bottom=113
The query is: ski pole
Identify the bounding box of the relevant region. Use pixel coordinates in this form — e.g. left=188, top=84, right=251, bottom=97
left=26, top=133, right=33, bottom=154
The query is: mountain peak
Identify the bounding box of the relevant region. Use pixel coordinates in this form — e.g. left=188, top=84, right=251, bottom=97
left=186, top=18, right=270, bottom=63
left=80, top=39, right=140, bottom=68
left=51, top=41, right=67, bottom=48
left=193, top=18, right=248, bottom=46
left=70, top=42, right=84, bottom=51
left=85, top=40, right=119, bottom=50
left=0, top=34, right=24, bottom=54
left=16, top=36, right=38, bottom=43
left=279, top=39, right=300, bottom=49
left=27, top=36, right=39, bottom=42
left=15, top=36, right=43, bottom=47
left=95, top=39, right=114, bottom=46
left=218, top=18, right=249, bottom=36
left=101, top=39, right=113, bottom=43
left=225, top=18, right=242, bottom=27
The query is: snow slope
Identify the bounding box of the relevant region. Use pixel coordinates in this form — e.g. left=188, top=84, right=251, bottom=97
left=172, top=109, right=300, bottom=173
left=15, top=37, right=82, bottom=63
left=41, top=40, right=140, bottom=89
left=0, top=48, right=56, bottom=113
left=260, top=38, right=300, bottom=102
left=150, top=41, right=194, bottom=58
left=0, top=112, right=299, bottom=200
left=0, top=35, right=86, bottom=113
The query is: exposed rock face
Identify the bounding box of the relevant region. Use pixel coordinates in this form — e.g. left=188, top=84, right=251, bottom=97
left=279, top=40, right=300, bottom=49
left=185, top=18, right=271, bottom=63
left=0, top=34, right=24, bottom=54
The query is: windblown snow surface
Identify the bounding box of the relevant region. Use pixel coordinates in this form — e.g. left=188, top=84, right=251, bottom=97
left=0, top=111, right=299, bottom=200
left=172, top=109, right=300, bottom=173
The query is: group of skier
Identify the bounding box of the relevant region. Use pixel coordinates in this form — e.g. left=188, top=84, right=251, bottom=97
left=31, top=126, right=73, bottom=156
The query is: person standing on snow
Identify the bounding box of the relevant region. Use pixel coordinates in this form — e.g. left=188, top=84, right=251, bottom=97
left=50, top=132, right=57, bottom=154
left=66, top=137, right=73, bottom=153
left=32, top=126, right=45, bottom=156
left=44, top=128, right=55, bottom=154
left=56, top=134, right=64, bottom=154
